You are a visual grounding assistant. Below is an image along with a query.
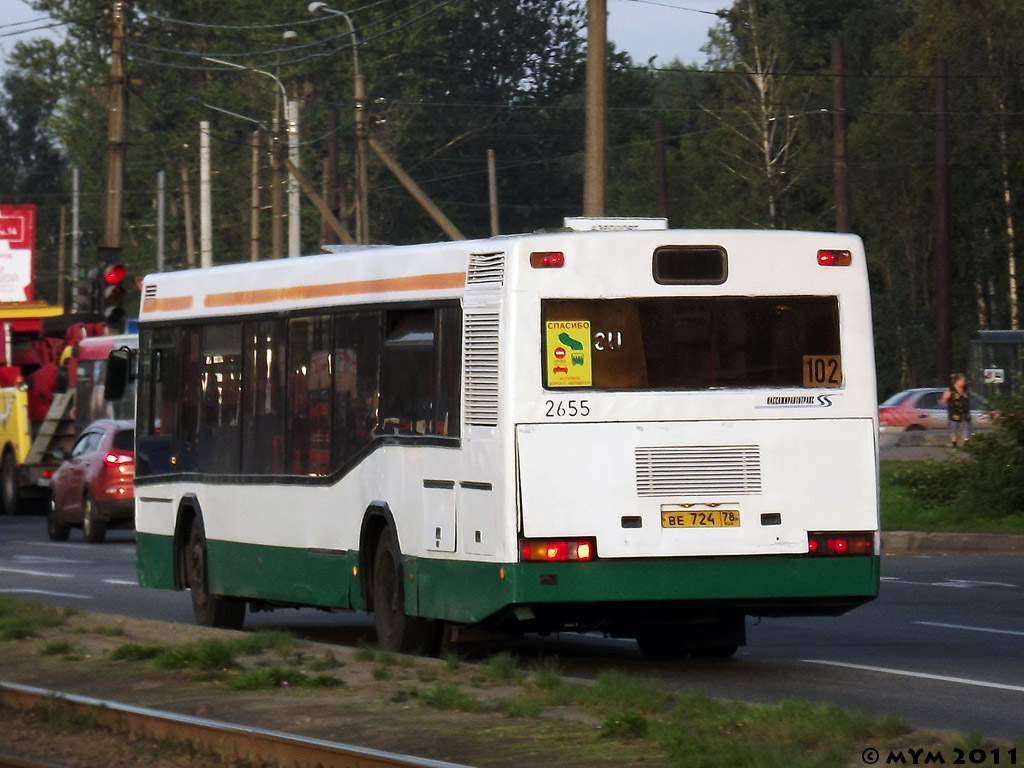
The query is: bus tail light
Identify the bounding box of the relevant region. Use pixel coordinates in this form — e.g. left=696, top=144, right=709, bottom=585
left=807, top=532, right=874, bottom=556
left=817, top=249, right=852, bottom=267
left=520, top=538, right=595, bottom=562
left=530, top=251, right=565, bottom=269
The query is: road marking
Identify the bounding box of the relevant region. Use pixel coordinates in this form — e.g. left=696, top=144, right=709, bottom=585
left=14, top=555, right=88, bottom=565
left=916, top=621, right=1024, bottom=637
left=804, top=659, right=1024, bottom=693
left=0, top=588, right=93, bottom=599
left=881, top=577, right=1017, bottom=589
left=103, top=579, right=137, bottom=586
left=0, top=567, right=70, bottom=578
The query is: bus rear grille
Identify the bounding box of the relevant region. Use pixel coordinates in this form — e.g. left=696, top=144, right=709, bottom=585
left=634, top=445, right=762, bottom=497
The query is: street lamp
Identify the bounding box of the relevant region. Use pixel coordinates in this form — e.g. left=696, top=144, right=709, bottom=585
left=308, top=1, right=369, bottom=244
left=192, top=51, right=300, bottom=258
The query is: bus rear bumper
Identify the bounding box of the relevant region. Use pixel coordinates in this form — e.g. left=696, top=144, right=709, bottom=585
left=413, top=553, right=880, bottom=630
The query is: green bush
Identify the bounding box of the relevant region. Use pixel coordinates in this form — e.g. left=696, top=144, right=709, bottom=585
left=887, top=388, right=1024, bottom=524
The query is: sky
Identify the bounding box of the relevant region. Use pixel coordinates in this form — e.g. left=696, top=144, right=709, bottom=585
left=0, top=0, right=721, bottom=77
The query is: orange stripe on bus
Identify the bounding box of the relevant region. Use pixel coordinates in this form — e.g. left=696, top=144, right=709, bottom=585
left=142, top=296, right=194, bottom=313
left=202, top=271, right=467, bottom=309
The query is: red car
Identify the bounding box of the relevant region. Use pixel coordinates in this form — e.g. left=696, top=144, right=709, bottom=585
left=48, top=419, right=135, bottom=543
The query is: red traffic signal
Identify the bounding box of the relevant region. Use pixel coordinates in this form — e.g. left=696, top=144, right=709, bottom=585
left=103, top=263, right=127, bottom=284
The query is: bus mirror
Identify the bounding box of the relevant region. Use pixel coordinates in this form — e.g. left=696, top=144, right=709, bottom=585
left=105, top=346, right=135, bottom=401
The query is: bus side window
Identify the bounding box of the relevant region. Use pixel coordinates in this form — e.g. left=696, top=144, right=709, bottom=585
left=242, top=319, right=285, bottom=475
left=333, top=311, right=382, bottom=469
left=287, top=315, right=332, bottom=475
left=379, top=310, right=435, bottom=436
left=198, top=323, right=243, bottom=475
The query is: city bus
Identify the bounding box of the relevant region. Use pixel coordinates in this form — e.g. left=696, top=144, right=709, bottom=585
left=124, top=219, right=880, bottom=657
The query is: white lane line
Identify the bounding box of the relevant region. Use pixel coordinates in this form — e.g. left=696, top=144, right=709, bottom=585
left=881, top=577, right=1018, bottom=589
left=14, top=555, right=88, bottom=565
left=102, top=579, right=137, bottom=586
left=0, top=567, right=70, bottom=578
left=0, top=588, right=93, bottom=599
left=916, top=621, right=1024, bottom=637
left=803, top=659, right=1024, bottom=693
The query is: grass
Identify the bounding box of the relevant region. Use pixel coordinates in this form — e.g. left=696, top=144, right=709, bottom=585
left=4, top=597, right=1020, bottom=767
left=0, top=597, right=72, bottom=640
left=880, top=460, right=1024, bottom=534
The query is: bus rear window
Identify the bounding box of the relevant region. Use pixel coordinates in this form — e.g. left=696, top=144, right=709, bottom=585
left=543, top=296, right=841, bottom=390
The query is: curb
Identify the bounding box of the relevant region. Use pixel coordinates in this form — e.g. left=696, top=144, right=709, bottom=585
left=882, top=531, right=1024, bottom=556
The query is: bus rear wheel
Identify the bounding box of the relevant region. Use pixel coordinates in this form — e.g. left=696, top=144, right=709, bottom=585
left=185, top=519, right=245, bottom=630
left=372, top=531, right=439, bottom=655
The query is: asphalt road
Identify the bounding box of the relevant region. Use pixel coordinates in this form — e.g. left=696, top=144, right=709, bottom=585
left=1, top=515, right=1021, bottom=742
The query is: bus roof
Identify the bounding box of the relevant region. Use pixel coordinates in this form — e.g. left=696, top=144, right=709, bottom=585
left=138, top=228, right=866, bottom=323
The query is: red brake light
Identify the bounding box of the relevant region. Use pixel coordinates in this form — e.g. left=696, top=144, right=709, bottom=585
left=104, top=452, right=133, bottom=466
left=520, top=538, right=595, bottom=561
left=807, top=532, right=874, bottom=556
left=817, top=249, right=852, bottom=267
left=530, top=251, right=565, bottom=268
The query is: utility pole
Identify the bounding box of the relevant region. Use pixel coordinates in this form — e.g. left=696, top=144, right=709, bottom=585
left=934, top=58, right=951, bottom=384
left=103, top=1, right=126, bottom=251
left=655, top=120, right=669, bottom=219
left=287, top=99, right=301, bottom=257
left=832, top=38, right=851, bottom=233
left=200, top=121, right=212, bottom=268
left=251, top=131, right=261, bottom=261
left=487, top=149, right=499, bottom=237
left=156, top=170, right=166, bottom=272
left=181, top=166, right=196, bottom=267
left=583, top=0, right=606, bottom=216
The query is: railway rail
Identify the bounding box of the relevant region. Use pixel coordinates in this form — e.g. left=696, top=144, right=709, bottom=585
left=0, top=681, right=472, bottom=768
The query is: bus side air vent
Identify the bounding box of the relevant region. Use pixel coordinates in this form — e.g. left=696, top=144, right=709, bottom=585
left=467, top=252, right=505, bottom=286
left=653, top=245, right=728, bottom=285
left=143, top=284, right=157, bottom=298
left=464, top=310, right=500, bottom=427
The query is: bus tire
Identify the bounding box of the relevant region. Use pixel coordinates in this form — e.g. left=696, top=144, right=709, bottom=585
left=184, top=518, right=245, bottom=630
left=82, top=492, right=107, bottom=543
left=46, top=495, right=70, bottom=542
left=372, top=530, right=439, bottom=655
left=1, top=450, right=19, bottom=515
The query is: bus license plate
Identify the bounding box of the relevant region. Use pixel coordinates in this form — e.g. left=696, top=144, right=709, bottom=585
left=661, top=510, right=740, bottom=528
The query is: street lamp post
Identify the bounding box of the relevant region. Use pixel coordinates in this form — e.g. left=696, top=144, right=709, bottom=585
left=193, top=52, right=299, bottom=257
left=308, top=2, right=368, bottom=244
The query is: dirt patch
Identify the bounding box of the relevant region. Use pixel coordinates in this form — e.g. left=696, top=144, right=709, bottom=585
left=0, top=609, right=662, bottom=767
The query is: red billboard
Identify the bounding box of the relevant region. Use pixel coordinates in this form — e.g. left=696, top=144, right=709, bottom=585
left=0, top=204, right=36, bottom=302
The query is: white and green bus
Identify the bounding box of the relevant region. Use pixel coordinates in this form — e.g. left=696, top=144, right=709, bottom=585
left=127, top=219, right=880, bottom=657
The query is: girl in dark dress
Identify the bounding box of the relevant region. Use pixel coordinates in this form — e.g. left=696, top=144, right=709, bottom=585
left=941, top=373, right=972, bottom=449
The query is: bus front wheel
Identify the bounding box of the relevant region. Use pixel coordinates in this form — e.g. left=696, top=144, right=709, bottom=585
left=184, top=519, right=245, bottom=630
left=372, top=531, right=439, bottom=655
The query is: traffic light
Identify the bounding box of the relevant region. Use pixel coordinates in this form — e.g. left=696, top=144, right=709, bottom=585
left=95, top=247, right=127, bottom=325
left=73, top=273, right=97, bottom=313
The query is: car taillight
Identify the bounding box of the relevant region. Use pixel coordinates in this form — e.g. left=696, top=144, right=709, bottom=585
left=807, top=532, right=874, bottom=556
left=520, top=538, right=595, bottom=562
left=104, top=452, right=133, bottom=466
